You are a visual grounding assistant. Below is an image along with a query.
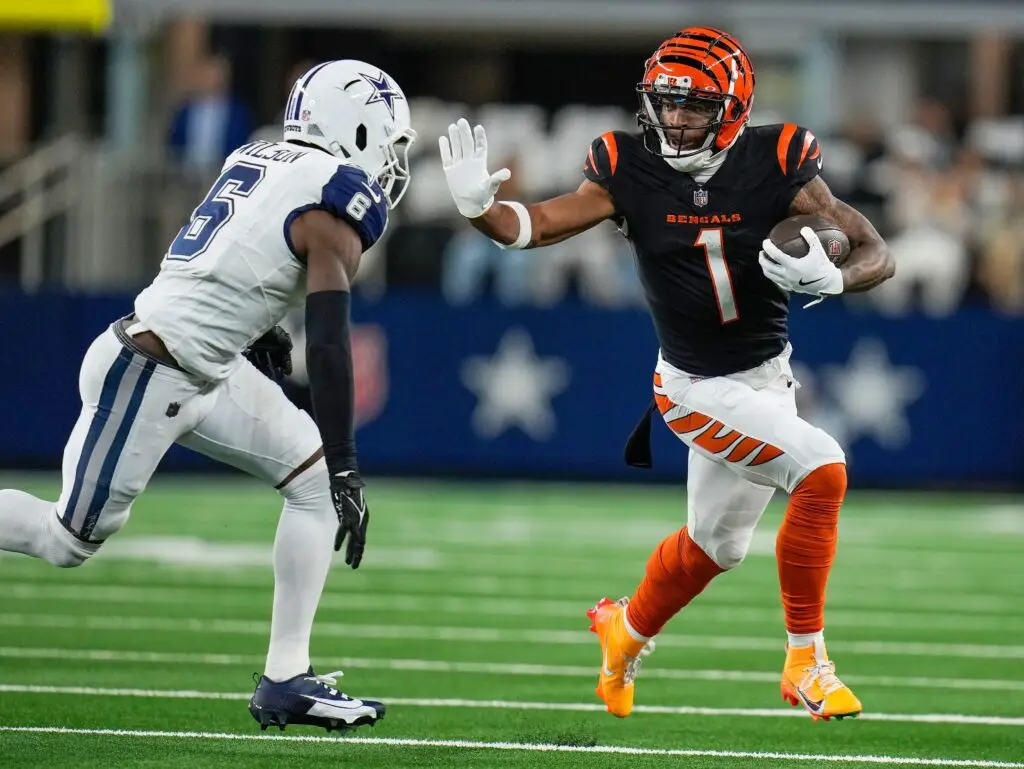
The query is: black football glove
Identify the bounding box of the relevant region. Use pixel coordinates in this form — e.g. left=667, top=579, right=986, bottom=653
left=244, top=325, right=293, bottom=381
left=330, top=470, right=369, bottom=569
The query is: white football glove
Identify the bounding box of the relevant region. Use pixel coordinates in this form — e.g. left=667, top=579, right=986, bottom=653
left=758, top=226, right=845, bottom=308
left=439, top=118, right=511, bottom=218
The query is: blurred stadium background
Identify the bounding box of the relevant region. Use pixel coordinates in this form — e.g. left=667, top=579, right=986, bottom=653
left=0, top=2, right=1022, bottom=767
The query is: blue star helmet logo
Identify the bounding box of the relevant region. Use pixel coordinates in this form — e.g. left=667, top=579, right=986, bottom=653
left=360, top=71, right=404, bottom=118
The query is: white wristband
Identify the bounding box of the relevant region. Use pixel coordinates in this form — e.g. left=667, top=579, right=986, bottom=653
left=493, top=201, right=532, bottom=250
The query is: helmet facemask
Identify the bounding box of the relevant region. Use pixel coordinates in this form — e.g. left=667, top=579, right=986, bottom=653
left=376, top=129, right=416, bottom=208
left=637, top=75, right=741, bottom=161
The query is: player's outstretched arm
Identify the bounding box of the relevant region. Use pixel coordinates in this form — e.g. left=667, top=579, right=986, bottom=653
left=471, top=180, right=615, bottom=249
left=439, top=118, right=615, bottom=250
left=291, top=209, right=370, bottom=568
left=790, top=176, right=895, bottom=293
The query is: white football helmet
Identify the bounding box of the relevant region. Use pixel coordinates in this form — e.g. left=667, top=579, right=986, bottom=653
left=283, top=59, right=417, bottom=208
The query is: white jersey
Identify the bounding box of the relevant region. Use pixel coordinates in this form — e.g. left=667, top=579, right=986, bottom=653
left=134, top=140, right=389, bottom=382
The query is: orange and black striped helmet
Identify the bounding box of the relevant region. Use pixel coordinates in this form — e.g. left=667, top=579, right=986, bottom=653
left=637, top=27, right=756, bottom=160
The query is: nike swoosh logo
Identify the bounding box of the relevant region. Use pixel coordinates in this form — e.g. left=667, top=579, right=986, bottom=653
left=816, top=157, right=823, bottom=170
left=796, top=687, right=824, bottom=714
left=300, top=693, right=359, bottom=708
left=361, top=182, right=382, bottom=204
left=353, top=169, right=383, bottom=204
left=798, top=277, right=825, bottom=287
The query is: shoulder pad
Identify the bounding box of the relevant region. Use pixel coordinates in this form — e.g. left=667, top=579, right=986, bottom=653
left=774, top=123, right=823, bottom=181
left=583, top=132, right=622, bottom=186
left=319, top=165, right=389, bottom=251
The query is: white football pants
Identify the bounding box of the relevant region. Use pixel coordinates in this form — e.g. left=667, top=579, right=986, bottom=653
left=57, top=325, right=322, bottom=543
left=655, top=344, right=845, bottom=569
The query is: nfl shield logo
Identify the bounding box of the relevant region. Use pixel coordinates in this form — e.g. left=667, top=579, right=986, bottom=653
left=828, top=239, right=842, bottom=257
left=693, top=188, right=709, bottom=207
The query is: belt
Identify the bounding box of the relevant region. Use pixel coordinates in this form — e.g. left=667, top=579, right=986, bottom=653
left=115, top=315, right=181, bottom=370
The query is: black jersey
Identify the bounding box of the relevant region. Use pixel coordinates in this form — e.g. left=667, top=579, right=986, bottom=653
left=584, top=124, right=822, bottom=376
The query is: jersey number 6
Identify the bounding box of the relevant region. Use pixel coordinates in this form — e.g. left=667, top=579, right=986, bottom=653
left=345, top=192, right=372, bottom=221
left=167, top=162, right=267, bottom=261
left=695, top=228, right=739, bottom=324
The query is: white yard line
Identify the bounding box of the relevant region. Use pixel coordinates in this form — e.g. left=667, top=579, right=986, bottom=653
left=0, top=727, right=1022, bottom=767
left=0, top=533, right=1015, bottom=598
left=3, top=612, right=1024, bottom=659
left=2, top=582, right=1017, bottom=632
left=1, top=684, right=1022, bottom=727
left=0, top=574, right=1014, bottom=618
left=2, top=646, right=1023, bottom=692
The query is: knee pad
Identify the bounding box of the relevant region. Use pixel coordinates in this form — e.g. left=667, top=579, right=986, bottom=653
left=689, top=524, right=752, bottom=571
left=279, top=458, right=331, bottom=511
left=707, top=538, right=750, bottom=571
left=41, top=512, right=100, bottom=568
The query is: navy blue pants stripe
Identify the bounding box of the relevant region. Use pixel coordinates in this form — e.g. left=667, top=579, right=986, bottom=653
left=80, top=358, right=157, bottom=541
left=62, top=348, right=134, bottom=530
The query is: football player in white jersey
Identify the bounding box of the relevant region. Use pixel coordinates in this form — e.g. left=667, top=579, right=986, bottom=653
left=0, top=60, right=416, bottom=732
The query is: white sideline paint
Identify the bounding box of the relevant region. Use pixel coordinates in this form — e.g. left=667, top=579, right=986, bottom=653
left=1, top=727, right=1022, bottom=767
left=1, top=685, right=1022, bottom=727
left=2, top=646, right=1023, bottom=693
left=3, top=612, right=1024, bottom=659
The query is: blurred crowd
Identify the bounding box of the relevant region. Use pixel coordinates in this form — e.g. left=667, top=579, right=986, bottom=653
left=163, top=56, right=1024, bottom=317
left=830, top=101, right=1024, bottom=316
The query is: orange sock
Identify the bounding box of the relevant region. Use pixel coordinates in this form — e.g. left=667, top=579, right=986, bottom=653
left=777, top=463, right=847, bottom=634
left=625, top=527, right=725, bottom=638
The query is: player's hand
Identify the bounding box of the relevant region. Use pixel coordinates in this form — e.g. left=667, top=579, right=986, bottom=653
left=330, top=470, right=369, bottom=569
left=439, top=118, right=511, bottom=218
left=759, top=227, right=844, bottom=308
left=243, top=325, right=293, bottom=381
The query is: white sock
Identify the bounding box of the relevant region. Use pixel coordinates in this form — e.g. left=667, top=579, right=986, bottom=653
left=787, top=631, right=824, bottom=648
left=787, top=631, right=826, bottom=661
left=0, top=489, right=56, bottom=558
left=264, top=464, right=336, bottom=682
left=622, top=608, right=651, bottom=643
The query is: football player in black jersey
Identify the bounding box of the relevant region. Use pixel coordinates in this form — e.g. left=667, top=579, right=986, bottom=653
left=440, top=27, right=893, bottom=722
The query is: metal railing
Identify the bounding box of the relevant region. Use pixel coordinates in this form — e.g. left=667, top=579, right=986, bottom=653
left=0, top=137, right=218, bottom=292
left=0, top=136, right=87, bottom=291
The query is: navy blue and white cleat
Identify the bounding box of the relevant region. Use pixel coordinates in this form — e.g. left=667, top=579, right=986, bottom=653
left=249, top=668, right=385, bottom=732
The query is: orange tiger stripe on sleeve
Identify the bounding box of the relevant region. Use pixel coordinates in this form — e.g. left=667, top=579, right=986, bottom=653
left=776, top=123, right=798, bottom=175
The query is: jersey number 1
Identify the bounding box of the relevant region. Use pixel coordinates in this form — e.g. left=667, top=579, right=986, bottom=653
left=167, top=162, right=267, bottom=261
left=695, top=228, right=739, bottom=324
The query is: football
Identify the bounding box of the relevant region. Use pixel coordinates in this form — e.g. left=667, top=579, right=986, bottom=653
left=767, top=214, right=850, bottom=266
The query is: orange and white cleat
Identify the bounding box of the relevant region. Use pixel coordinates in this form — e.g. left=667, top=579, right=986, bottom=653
left=586, top=597, right=655, bottom=718
left=780, top=638, right=862, bottom=722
